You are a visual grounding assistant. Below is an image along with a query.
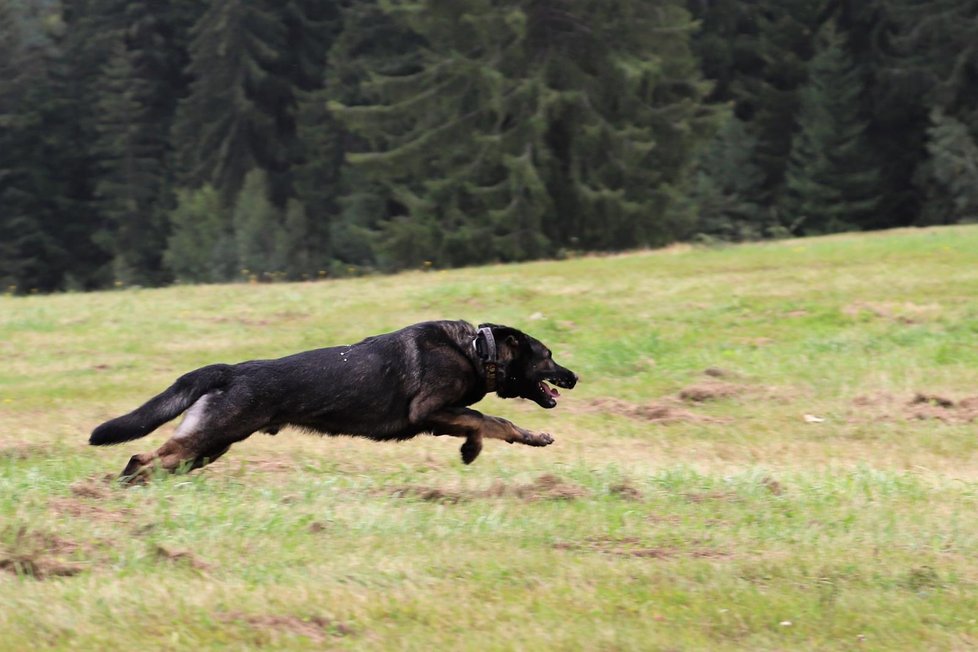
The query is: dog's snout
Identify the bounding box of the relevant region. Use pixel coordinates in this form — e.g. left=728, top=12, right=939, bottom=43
left=557, top=370, right=578, bottom=389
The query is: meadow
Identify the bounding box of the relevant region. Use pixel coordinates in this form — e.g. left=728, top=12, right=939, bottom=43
left=2, top=226, right=978, bottom=650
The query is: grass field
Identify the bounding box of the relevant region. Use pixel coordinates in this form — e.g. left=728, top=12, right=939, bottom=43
left=2, top=226, right=978, bottom=650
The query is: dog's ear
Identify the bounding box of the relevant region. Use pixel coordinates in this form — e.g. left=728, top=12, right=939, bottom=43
left=496, top=328, right=525, bottom=359
left=479, top=323, right=524, bottom=358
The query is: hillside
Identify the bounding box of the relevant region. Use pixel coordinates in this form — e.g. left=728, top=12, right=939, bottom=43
left=2, top=226, right=978, bottom=650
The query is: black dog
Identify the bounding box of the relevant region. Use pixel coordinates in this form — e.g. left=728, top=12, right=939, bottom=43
left=90, top=320, right=578, bottom=479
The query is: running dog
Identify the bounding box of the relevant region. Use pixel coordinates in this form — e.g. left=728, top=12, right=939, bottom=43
left=90, top=320, right=578, bottom=479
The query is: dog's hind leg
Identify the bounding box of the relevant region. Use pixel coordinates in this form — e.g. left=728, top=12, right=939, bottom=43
left=120, top=436, right=238, bottom=482
left=119, top=393, right=254, bottom=482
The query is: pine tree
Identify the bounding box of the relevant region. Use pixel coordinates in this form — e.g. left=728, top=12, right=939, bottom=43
left=331, top=0, right=715, bottom=270
left=832, top=0, right=926, bottom=229
left=689, top=115, right=769, bottom=240
left=172, top=0, right=289, bottom=203
left=56, top=0, right=204, bottom=287
left=690, top=0, right=824, bottom=212
left=0, top=0, right=58, bottom=293
left=233, top=169, right=287, bottom=277
left=93, top=39, right=169, bottom=286
left=0, top=0, right=111, bottom=291
left=783, top=23, right=881, bottom=234
left=163, top=185, right=235, bottom=283
left=890, top=0, right=978, bottom=223
left=289, top=0, right=343, bottom=270
left=920, top=110, right=978, bottom=223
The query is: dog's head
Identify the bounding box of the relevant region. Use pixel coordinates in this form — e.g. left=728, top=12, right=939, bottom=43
left=479, top=323, right=578, bottom=409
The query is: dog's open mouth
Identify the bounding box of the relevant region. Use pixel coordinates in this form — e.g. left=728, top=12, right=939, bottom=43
left=540, top=380, right=560, bottom=400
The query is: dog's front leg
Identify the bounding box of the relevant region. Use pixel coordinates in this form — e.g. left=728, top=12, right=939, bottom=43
left=424, top=407, right=554, bottom=464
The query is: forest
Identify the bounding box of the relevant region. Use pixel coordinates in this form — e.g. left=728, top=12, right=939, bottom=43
left=1, top=0, right=976, bottom=293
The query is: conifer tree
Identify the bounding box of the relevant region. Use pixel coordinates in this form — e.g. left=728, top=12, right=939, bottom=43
left=233, top=169, right=286, bottom=277
left=331, top=0, right=714, bottom=270
left=0, top=1, right=57, bottom=292
left=172, top=0, right=289, bottom=203
left=164, top=185, right=234, bottom=282
left=94, top=39, right=169, bottom=285
left=920, top=110, right=978, bottom=224
left=833, top=0, right=925, bottom=229
left=73, top=0, right=203, bottom=286
left=689, top=115, right=768, bottom=240
left=891, top=0, right=978, bottom=224
left=783, top=23, right=881, bottom=234
left=1, top=1, right=111, bottom=291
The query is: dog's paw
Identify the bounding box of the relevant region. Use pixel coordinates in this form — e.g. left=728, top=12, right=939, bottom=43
left=460, top=436, right=482, bottom=464
left=529, top=432, right=554, bottom=447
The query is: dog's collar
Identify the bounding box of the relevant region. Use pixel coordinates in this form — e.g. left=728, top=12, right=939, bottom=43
left=473, top=327, right=498, bottom=392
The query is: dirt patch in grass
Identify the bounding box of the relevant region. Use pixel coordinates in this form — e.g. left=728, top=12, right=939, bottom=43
left=389, top=485, right=466, bottom=504
left=69, top=475, right=116, bottom=499
left=49, top=497, right=132, bottom=524
left=850, top=392, right=978, bottom=424
left=242, top=458, right=300, bottom=473
left=554, top=536, right=729, bottom=560
left=154, top=544, right=212, bottom=572
left=608, top=481, right=643, bottom=501
left=906, top=393, right=978, bottom=424
left=762, top=476, right=785, bottom=496
left=389, top=473, right=589, bottom=504
left=682, top=490, right=741, bottom=504
left=583, top=373, right=771, bottom=423
left=219, top=612, right=355, bottom=643
left=678, top=381, right=746, bottom=403
left=0, top=555, right=83, bottom=579
left=0, top=442, right=49, bottom=461
left=843, top=301, right=941, bottom=324
left=486, top=474, right=590, bottom=501
left=702, top=367, right=740, bottom=379
left=0, top=529, right=86, bottom=580
left=582, top=397, right=729, bottom=425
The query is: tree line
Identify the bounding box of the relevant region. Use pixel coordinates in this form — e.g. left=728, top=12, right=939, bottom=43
left=1, top=0, right=976, bottom=293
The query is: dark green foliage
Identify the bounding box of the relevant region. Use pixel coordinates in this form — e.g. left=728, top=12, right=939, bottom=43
left=689, top=0, right=824, bottom=207
left=331, top=0, right=714, bottom=271
left=3, top=0, right=978, bottom=292
left=920, top=110, right=978, bottom=224
left=90, top=0, right=205, bottom=286
left=783, top=23, right=882, bottom=234
left=690, top=115, right=770, bottom=241
left=233, top=169, right=286, bottom=277
left=94, top=38, right=169, bottom=286
left=0, top=0, right=111, bottom=292
left=163, top=185, right=234, bottom=283
left=171, top=0, right=289, bottom=203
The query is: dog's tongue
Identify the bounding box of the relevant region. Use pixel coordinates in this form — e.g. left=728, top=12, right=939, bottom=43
left=542, top=381, right=560, bottom=398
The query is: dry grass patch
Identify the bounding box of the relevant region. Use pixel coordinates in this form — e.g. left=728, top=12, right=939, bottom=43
left=389, top=473, right=589, bottom=503
left=608, top=481, right=643, bottom=501
left=581, top=397, right=729, bottom=425
left=850, top=392, right=978, bottom=424
left=0, top=529, right=87, bottom=580
left=154, top=544, right=213, bottom=572
left=217, top=612, right=355, bottom=644
left=48, top=496, right=132, bottom=524
left=0, top=442, right=49, bottom=461
left=554, top=536, right=730, bottom=560
left=842, top=301, right=942, bottom=324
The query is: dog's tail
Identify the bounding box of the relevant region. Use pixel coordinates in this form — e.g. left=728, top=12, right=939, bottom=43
left=89, top=364, right=232, bottom=446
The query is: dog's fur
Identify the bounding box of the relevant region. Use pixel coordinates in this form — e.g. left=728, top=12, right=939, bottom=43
left=90, top=320, right=578, bottom=480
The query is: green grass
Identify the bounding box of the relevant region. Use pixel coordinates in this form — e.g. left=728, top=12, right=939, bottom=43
left=2, top=226, right=978, bottom=650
